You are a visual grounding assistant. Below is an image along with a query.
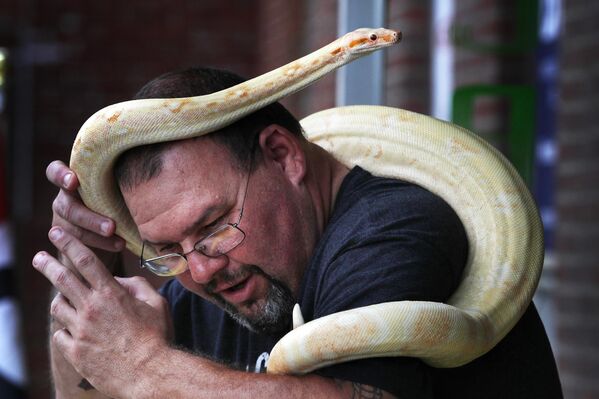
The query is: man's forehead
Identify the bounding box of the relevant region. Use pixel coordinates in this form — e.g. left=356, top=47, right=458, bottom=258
left=159, top=138, right=239, bottom=178
left=126, top=180, right=231, bottom=243
left=123, top=147, right=242, bottom=237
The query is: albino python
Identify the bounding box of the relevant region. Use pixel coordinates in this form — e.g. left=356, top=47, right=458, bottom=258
left=69, top=28, right=544, bottom=374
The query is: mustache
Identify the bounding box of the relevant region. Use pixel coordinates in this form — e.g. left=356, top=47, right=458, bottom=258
left=204, top=264, right=265, bottom=294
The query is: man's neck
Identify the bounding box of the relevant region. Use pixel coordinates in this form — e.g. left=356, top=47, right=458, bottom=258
left=302, top=142, right=350, bottom=235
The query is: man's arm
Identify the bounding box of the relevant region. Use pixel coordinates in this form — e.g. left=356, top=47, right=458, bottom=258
left=35, top=227, right=394, bottom=399
left=132, top=346, right=394, bottom=399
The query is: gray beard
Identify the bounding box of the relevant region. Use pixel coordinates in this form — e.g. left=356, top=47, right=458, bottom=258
left=208, top=265, right=295, bottom=334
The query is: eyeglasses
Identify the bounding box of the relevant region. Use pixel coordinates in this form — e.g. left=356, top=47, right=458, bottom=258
left=139, top=168, right=252, bottom=277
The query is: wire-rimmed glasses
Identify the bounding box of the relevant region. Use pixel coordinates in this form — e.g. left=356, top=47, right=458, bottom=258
left=139, top=168, right=251, bottom=277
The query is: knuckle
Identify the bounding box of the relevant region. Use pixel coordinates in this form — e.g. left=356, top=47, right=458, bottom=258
left=50, top=298, right=61, bottom=317
left=61, top=201, right=74, bottom=221
left=75, top=253, right=95, bottom=269
left=60, top=236, right=74, bottom=252
left=55, top=269, right=70, bottom=287
left=81, top=302, right=99, bottom=323
left=53, top=194, right=75, bottom=221
left=51, top=196, right=63, bottom=215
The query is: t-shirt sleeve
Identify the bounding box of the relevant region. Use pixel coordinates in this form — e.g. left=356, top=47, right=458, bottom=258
left=308, top=183, right=468, bottom=397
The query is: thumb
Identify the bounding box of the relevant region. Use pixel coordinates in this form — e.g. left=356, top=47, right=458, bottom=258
left=114, top=276, right=162, bottom=307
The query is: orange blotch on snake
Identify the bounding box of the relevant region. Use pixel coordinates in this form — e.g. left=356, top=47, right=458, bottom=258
left=449, top=137, right=481, bottom=156
left=330, top=47, right=342, bottom=56
left=107, top=111, right=121, bottom=123
left=349, top=38, right=369, bottom=48
left=168, top=99, right=192, bottom=113
left=283, top=64, right=301, bottom=77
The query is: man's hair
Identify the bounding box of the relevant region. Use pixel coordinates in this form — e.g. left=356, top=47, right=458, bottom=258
left=114, top=67, right=304, bottom=191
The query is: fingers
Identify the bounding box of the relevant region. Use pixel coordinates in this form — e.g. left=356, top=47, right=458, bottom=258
left=115, top=276, right=162, bottom=307
left=32, top=251, right=89, bottom=308
left=50, top=293, right=78, bottom=330
left=52, top=188, right=120, bottom=239
left=46, top=227, right=115, bottom=290
left=52, top=327, right=74, bottom=362
left=53, top=216, right=125, bottom=252
left=46, top=160, right=79, bottom=191
left=114, top=276, right=174, bottom=340
left=48, top=160, right=125, bottom=252
left=52, top=190, right=114, bottom=236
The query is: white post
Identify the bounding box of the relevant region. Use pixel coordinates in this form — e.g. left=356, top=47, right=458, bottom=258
left=337, top=0, right=386, bottom=106
left=431, top=0, right=455, bottom=121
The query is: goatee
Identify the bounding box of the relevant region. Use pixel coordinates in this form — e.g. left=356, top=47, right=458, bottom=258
left=209, top=265, right=295, bottom=334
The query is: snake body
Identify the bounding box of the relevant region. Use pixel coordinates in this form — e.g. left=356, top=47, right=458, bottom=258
left=69, top=28, right=544, bottom=374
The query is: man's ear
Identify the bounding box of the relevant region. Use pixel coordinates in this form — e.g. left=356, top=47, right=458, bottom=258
left=258, top=124, right=306, bottom=185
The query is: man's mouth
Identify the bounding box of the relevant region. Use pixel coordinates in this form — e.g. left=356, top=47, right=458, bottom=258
left=215, top=275, right=257, bottom=305
left=223, top=278, right=248, bottom=293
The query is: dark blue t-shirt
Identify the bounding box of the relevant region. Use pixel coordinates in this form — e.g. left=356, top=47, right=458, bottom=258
left=160, top=166, right=562, bottom=398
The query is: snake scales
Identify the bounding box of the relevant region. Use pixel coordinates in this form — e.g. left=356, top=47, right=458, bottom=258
left=69, top=28, right=544, bottom=374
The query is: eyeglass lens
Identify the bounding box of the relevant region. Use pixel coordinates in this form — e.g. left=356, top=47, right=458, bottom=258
left=142, top=224, right=245, bottom=276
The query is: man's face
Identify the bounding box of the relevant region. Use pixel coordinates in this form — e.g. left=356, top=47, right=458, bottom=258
left=122, top=137, right=315, bottom=333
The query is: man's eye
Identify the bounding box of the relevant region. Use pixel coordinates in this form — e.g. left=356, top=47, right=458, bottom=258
left=205, top=217, right=222, bottom=229
left=159, top=244, right=177, bottom=253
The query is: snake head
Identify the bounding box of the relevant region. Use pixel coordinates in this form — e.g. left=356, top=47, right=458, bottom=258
left=341, top=28, right=402, bottom=55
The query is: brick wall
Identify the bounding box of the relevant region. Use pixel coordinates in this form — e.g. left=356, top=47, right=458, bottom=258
left=1, top=2, right=259, bottom=397
left=298, top=0, right=338, bottom=116
left=555, top=0, right=599, bottom=397
left=256, top=0, right=337, bottom=120
left=256, top=0, right=305, bottom=115
left=386, top=0, right=431, bottom=113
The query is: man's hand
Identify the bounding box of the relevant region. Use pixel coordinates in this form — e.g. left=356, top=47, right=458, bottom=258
left=47, top=160, right=125, bottom=252
left=34, top=227, right=171, bottom=398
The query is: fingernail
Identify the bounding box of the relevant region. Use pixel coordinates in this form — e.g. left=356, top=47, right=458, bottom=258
left=101, top=221, right=111, bottom=235
left=63, top=173, right=73, bottom=188
left=49, top=227, right=63, bottom=240
left=32, top=252, right=44, bottom=267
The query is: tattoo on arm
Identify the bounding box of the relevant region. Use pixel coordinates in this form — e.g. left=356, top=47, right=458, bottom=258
left=351, top=382, right=383, bottom=399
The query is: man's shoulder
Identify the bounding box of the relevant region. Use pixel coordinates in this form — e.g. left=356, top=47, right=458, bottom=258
left=330, top=166, right=465, bottom=246
left=300, top=167, right=469, bottom=317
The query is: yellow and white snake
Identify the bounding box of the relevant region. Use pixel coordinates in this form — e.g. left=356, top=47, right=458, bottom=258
left=69, top=28, right=544, bottom=375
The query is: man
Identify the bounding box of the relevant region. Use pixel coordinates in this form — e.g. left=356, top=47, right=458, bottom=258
left=37, top=67, right=562, bottom=398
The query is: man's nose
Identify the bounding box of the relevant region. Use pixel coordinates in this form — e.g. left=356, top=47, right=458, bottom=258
left=186, top=251, right=228, bottom=285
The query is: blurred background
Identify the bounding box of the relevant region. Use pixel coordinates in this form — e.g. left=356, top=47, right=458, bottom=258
left=0, top=0, right=597, bottom=398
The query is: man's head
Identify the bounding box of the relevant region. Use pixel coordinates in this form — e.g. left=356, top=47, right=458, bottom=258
left=115, top=67, right=304, bottom=190
left=115, top=67, right=315, bottom=334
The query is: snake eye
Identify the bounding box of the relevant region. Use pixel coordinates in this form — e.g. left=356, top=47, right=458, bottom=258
left=370, top=34, right=378, bottom=41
